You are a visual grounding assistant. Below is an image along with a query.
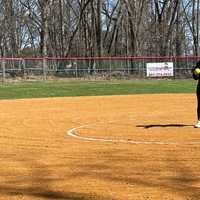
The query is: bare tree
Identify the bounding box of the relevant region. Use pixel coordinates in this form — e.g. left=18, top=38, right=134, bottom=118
left=182, top=0, right=200, bottom=56
left=0, top=0, right=198, bottom=57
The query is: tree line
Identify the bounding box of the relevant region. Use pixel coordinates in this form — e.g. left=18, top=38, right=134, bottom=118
left=0, top=0, right=199, bottom=58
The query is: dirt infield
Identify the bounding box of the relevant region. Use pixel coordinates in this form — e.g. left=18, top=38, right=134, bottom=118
left=1, top=93, right=200, bottom=200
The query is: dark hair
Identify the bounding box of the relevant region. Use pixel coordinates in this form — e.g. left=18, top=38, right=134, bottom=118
left=196, top=61, right=200, bottom=68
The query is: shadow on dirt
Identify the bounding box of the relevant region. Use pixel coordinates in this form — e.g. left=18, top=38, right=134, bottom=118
left=1, top=147, right=200, bottom=199
left=71, top=148, right=200, bottom=200
left=0, top=186, right=104, bottom=200
left=0, top=156, right=114, bottom=200
left=137, top=124, right=193, bottom=129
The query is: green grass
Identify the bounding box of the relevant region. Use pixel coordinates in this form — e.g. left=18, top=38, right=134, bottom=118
left=0, top=79, right=197, bottom=100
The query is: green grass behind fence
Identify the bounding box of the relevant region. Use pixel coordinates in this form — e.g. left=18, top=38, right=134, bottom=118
left=0, top=79, right=197, bottom=100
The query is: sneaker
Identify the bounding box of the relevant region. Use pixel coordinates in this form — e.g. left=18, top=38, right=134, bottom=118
left=194, top=120, right=200, bottom=128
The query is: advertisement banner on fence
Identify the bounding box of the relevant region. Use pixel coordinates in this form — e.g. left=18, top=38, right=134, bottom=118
left=146, top=62, right=174, bottom=77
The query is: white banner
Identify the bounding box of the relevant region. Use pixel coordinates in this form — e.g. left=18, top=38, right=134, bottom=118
left=146, top=62, right=174, bottom=77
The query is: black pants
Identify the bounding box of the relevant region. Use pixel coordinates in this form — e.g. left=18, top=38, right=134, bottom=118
left=197, top=82, right=200, bottom=120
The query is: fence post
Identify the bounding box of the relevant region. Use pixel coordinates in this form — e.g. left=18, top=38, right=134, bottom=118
left=43, top=57, right=47, bottom=80
left=127, top=58, right=130, bottom=76
left=174, top=57, right=176, bottom=79
left=22, top=59, right=26, bottom=79
left=143, top=58, right=146, bottom=79
left=109, top=57, right=112, bottom=80
left=75, top=61, right=78, bottom=78
left=2, top=59, right=5, bottom=83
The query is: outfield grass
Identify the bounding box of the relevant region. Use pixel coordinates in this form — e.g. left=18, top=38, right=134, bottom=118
left=0, top=79, right=197, bottom=100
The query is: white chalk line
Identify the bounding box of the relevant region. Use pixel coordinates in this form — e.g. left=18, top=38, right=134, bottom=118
left=67, top=123, right=200, bottom=145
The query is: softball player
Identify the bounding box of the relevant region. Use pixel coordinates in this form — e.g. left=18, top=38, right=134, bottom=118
left=192, top=61, right=200, bottom=128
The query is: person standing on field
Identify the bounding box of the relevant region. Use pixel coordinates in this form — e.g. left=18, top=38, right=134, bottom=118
left=192, top=61, right=200, bottom=128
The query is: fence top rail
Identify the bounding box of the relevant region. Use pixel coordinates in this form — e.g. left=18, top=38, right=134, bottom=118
left=0, top=56, right=200, bottom=61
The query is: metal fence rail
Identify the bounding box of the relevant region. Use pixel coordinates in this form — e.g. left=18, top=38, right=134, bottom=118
left=0, top=56, right=199, bottom=81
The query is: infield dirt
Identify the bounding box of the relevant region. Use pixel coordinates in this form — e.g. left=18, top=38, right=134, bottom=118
left=1, top=94, right=200, bottom=200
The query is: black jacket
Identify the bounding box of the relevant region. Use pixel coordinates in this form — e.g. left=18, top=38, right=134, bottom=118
left=192, top=61, right=200, bottom=80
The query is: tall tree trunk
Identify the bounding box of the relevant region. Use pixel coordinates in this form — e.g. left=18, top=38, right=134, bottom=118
left=96, top=0, right=102, bottom=56
left=176, top=0, right=182, bottom=56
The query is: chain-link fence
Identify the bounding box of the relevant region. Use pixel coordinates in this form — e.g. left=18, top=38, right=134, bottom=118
left=0, top=56, right=199, bottom=81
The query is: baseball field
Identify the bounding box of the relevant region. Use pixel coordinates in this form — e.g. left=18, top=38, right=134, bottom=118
left=1, top=79, right=200, bottom=200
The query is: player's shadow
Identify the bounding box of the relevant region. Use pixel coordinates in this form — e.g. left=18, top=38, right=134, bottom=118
left=137, top=124, right=193, bottom=129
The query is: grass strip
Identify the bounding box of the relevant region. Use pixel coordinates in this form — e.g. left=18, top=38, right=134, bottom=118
left=0, top=79, right=197, bottom=100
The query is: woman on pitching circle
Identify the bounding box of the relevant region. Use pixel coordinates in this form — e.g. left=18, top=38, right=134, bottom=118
left=192, top=60, right=200, bottom=128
